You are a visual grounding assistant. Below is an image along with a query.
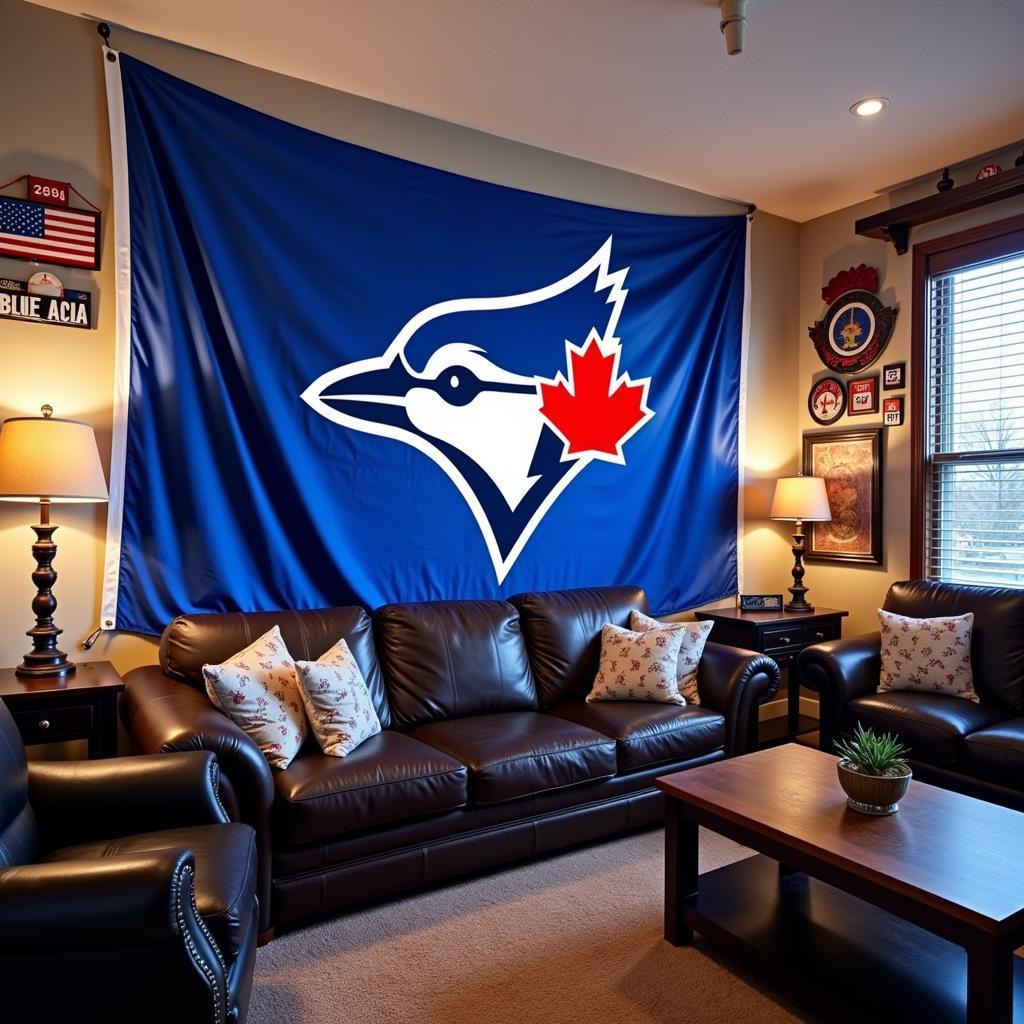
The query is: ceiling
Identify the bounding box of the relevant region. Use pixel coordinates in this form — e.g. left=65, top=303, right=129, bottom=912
left=28, top=0, right=1024, bottom=221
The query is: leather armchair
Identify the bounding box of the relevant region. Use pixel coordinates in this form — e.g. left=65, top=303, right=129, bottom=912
left=799, top=580, right=1024, bottom=810
left=0, top=700, right=258, bottom=1024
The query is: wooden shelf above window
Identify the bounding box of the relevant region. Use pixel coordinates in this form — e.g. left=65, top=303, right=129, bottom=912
left=855, top=164, right=1024, bottom=254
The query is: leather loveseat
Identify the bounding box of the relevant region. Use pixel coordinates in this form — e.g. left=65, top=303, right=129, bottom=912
left=122, top=585, right=779, bottom=936
left=800, top=580, right=1024, bottom=811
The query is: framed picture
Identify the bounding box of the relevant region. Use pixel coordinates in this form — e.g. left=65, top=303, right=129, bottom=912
left=847, top=374, right=879, bottom=415
left=882, top=362, right=905, bottom=390
left=739, top=594, right=784, bottom=611
left=802, top=428, right=883, bottom=565
left=883, top=395, right=904, bottom=426
left=808, top=376, right=847, bottom=425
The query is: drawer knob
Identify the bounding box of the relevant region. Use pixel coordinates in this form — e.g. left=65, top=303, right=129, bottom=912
left=815, top=631, right=825, bottom=640
left=38, top=719, right=50, bottom=731
left=779, top=636, right=791, bottom=645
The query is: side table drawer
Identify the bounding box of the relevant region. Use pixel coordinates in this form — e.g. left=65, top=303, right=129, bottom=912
left=802, top=622, right=841, bottom=645
left=762, top=626, right=803, bottom=653
left=11, top=703, right=94, bottom=744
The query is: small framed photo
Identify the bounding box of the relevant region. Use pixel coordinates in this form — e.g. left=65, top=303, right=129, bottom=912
left=883, top=395, right=904, bottom=427
left=882, top=362, right=905, bottom=391
left=739, top=594, right=784, bottom=611
left=848, top=375, right=879, bottom=416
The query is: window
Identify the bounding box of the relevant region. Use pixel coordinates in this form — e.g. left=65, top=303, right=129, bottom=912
left=913, top=215, right=1024, bottom=588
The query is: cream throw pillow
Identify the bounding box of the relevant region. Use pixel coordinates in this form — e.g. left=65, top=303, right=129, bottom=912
left=203, top=625, right=308, bottom=769
left=878, top=608, right=978, bottom=703
left=587, top=623, right=685, bottom=704
left=630, top=610, right=712, bottom=705
left=295, top=638, right=381, bottom=757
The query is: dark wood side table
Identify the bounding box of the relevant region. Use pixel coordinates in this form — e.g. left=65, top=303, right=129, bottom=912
left=694, top=606, right=848, bottom=740
left=0, top=661, right=124, bottom=758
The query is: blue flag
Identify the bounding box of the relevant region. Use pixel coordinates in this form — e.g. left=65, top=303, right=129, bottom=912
left=102, top=52, right=747, bottom=636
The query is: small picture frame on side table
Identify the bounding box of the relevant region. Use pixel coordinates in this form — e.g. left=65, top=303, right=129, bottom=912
left=883, top=395, right=904, bottom=426
left=882, top=362, right=905, bottom=390
left=738, top=594, right=784, bottom=611
left=848, top=374, right=879, bottom=415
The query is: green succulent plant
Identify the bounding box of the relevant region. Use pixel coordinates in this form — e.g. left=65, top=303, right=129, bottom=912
left=835, top=722, right=910, bottom=776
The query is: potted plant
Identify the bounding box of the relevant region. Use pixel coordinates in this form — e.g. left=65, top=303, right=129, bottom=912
left=835, top=722, right=912, bottom=815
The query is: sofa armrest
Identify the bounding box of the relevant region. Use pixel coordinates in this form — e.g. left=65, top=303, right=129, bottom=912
left=697, top=642, right=781, bottom=756
left=0, top=849, right=213, bottom=952
left=28, top=751, right=229, bottom=849
left=798, top=632, right=881, bottom=751
left=123, top=666, right=275, bottom=933
left=0, top=850, right=229, bottom=1022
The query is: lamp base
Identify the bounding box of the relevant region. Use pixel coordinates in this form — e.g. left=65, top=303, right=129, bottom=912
left=784, top=597, right=815, bottom=614
left=15, top=650, right=75, bottom=679
left=16, top=510, right=76, bottom=680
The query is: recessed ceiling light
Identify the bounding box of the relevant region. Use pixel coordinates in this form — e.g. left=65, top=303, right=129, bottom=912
left=850, top=97, right=890, bottom=118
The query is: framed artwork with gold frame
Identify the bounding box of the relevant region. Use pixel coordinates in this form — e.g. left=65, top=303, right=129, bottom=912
left=802, top=428, right=883, bottom=565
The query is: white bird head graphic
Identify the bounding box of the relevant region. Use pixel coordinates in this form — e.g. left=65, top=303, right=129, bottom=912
left=301, top=238, right=653, bottom=581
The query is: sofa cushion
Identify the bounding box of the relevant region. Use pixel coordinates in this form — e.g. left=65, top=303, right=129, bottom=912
left=273, top=731, right=468, bottom=846
left=884, top=581, right=1024, bottom=714
left=295, top=638, right=381, bottom=757
left=410, top=711, right=617, bottom=805
left=160, top=605, right=393, bottom=728
left=203, top=625, right=308, bottom=769
left=964, top=719, right=1024, bottom=786
left=631, top=611, right=713, bottom=704
left=374, top=600, right=538, bottom=728
left=878, top=608, right=978, bottom=702
left=510, top=586, right=648, bottom=707
left=549, top=700, right=725, bottom=773
left=586, top=623, right=686, bottom=705
left=844, top=692, right=1003, bottom=769
left=45, top=822, right=256, bottom=963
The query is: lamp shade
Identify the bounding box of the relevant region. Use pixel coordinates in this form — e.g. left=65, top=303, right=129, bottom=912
left=0, top=411, right=108, bottom=503
left=770, top=475, right=831, bottom=522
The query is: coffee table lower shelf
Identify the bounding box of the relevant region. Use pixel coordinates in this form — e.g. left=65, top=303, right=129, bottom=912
left=687, top=854, right=1024, bottom=1023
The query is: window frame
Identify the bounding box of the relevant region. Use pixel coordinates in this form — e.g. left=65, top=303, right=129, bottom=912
left=910, top=211, right=1024, bottom=579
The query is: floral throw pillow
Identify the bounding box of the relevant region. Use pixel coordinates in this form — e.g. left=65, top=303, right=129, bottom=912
left=295, top=638, right=382, bottom=757
left=630, top=610, right=713, bottom=705
left=586, top=623, right=685, bottom=704
left=878, top=608, right=978, bottom=703
left=203, top=625, right=308, bottom=769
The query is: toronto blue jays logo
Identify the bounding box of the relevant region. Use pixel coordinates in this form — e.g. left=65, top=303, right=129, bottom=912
left=302, top=237, right=653, bottom=581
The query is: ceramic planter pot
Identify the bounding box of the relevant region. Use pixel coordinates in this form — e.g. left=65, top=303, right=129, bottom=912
left=837, top=759, right=912, bottom=815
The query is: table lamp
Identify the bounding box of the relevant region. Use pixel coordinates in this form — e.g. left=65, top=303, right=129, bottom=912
left=0, top=406, right=109, bottom=678
left=770, top=475, right=832, bottom=613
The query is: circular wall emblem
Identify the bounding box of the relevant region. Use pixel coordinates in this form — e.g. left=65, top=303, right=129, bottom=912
left=808, top=376, right=847, bottom=425
left=828, top=301, right=875, bottom=358
left=809, top=287, right=897, bottom=373
left=27, top=271, right=64, bottom=297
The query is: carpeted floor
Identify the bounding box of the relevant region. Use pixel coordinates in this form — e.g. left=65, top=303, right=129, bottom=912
left=250, top=828, right=831, bottom=1024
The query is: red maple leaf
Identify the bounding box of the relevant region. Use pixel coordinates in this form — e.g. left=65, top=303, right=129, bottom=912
left=538, top=336, right=651, bottom=458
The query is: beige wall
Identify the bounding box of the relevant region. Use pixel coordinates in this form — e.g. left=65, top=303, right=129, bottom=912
left=798, top=146, right=1024, bottom=636
left=0, top=0, right=800, bottom=674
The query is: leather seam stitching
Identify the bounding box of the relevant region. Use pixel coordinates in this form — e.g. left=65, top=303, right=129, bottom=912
left=284, top=766, right=467, bottom=803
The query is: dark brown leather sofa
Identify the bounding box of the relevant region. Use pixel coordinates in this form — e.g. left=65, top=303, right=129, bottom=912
left=122, top=585, right=779, bottom=936
left=0, top=700, right=257, bottom=1024
left=799, top=580, right=1024, bottom=811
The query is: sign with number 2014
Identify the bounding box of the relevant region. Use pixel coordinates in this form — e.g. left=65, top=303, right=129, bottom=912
left=27, top=176, right=69, bottom=207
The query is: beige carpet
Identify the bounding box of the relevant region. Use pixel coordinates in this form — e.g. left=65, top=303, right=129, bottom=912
left=251, top=828, right=831, bottom=1024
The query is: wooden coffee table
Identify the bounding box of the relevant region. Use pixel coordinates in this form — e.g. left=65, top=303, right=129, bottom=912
left=657, top=744, right=1024, bottom=1023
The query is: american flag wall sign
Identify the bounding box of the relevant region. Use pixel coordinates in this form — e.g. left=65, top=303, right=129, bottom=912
left=0, top=197, right=100, bottom=270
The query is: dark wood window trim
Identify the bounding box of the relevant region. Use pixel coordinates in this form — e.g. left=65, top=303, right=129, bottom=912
left=910, top=211, right=1024, bottom=577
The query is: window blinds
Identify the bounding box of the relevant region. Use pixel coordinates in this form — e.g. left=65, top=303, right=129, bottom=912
left=924, top=252, right=1024, bottom=587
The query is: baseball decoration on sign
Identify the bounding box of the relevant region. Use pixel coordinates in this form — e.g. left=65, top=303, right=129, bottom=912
left=808, top=265, right=898, bottom=374
left=808, top=376, right=847, bottom=425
